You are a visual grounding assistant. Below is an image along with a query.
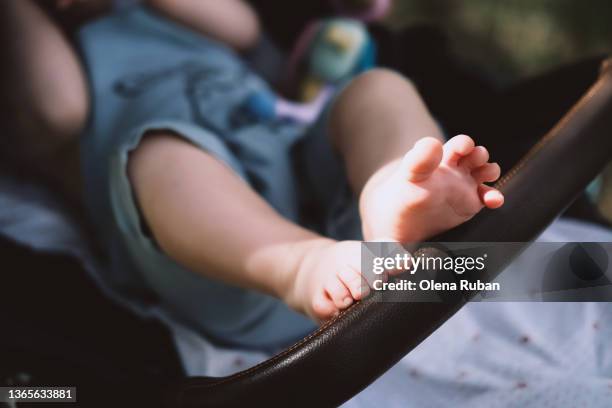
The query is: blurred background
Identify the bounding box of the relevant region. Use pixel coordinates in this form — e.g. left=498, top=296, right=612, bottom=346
left=387, top=0, right=612, bottom=83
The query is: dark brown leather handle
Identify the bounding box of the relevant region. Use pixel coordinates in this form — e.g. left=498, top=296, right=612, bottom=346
left=165, top=59, right=612, bottom=408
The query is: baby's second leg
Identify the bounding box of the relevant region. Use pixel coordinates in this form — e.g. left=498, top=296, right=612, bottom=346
left=329, top=69, right=504, bottom=242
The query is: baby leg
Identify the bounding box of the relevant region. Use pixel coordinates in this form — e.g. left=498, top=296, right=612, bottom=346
left=329, top=69, right=444, bottom=193
left=128, top=133, right=362, bottom=321
left=329, top=69, right=504, bottom=242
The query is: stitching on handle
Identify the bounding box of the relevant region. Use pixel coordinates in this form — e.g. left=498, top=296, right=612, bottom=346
left=175, top=60, right=612, bottom=403
left=178, top=303, right=357, bottom=396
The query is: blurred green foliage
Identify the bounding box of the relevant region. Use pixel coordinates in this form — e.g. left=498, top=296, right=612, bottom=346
left=386, top=0, right=612, bottom=81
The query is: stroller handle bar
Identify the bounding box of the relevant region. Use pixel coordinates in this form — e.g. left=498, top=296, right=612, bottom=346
left=165, top=58, right=612, bottom=408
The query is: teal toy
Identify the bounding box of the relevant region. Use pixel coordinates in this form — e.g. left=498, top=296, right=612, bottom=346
left=244, top=18, right=376, bottom=123
left=300, top=18, right=376, bottom=101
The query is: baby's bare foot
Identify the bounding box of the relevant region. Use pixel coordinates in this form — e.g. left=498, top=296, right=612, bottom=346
left=286, top=240, right=367, bottom=322
left=360, top=135, right=504, bottom=242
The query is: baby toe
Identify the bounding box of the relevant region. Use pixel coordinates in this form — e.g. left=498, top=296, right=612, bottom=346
left=338, top=267, right=369, bottom=301
left=325, top=278, right=353, bottom=309
left=312, top=292, right=338, bottom=321
left=459, top=146, right=489, bottom=170
left=479, top=184, right=505, bottom=208
left=401, top=137, right=443, bottom=182
left=443, top=135, right=476, bottom=166
left=472, top=162, right=501, bottom=183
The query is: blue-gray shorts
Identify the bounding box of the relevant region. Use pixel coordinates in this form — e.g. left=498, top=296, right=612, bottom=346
left=78, top=6, right=361, bottom=350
